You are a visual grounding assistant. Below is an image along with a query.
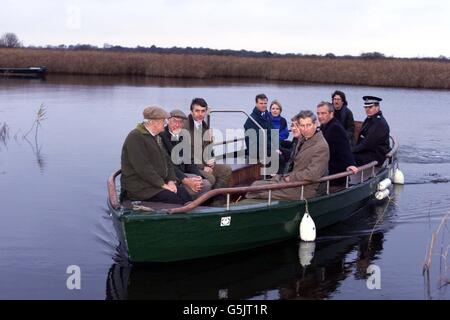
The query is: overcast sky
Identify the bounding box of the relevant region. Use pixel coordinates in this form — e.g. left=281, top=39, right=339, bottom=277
left=1, top=0, right=449, bottom=58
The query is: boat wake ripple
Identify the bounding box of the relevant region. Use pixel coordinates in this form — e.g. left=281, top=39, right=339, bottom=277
left=398, top=145, right=450, bottom=164
left=404, top=172, right=450, bottom=185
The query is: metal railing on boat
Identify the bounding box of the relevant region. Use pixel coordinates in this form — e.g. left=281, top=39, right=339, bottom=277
left=208, top=109, right=268, bottom=177
left=108, top=135, right=399, bottom=214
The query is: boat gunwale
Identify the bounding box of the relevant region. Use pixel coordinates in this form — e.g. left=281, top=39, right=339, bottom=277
left=107, top=136, right=398, bottom=214
left=115, top=166, right=389, bottom=222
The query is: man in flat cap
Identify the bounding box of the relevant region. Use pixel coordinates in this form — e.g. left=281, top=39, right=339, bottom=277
left=120, top=106, right=191, bottom=204
left=352, top=96, right=390, bottom=166
left=159, top=109, right=212, bottom=199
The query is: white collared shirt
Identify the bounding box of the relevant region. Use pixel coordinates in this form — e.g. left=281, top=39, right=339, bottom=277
left=194, top=120, right=202, bottom=130
left=169, top=129, right=180, bottom=141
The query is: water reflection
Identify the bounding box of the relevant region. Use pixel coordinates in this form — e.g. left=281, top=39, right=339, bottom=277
left=0, top=122, right=9, bottom=150
left=42, top=74, right=284, bottom=88
left=23, top=135, right=46, bottom=173
left=105, top=201, right=395, bottom=300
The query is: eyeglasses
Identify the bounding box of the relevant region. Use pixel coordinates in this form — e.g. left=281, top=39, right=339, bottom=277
left=170, top=118, right=184, bottom=125
left=298, top=123, right=314, bottom=129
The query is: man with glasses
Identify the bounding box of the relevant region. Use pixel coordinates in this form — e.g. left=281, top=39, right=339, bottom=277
left=353, top=96, right=390, bottom=166
left=160, top=109, right=212, bottom=199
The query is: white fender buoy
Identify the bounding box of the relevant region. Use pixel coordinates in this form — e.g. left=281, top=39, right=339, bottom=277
left=298, top=241, right=316, bottom=267
left=378, top=178, right=392, bottom=191
left=375, top=188, right=390, bottom=200
left=299, top=200, right=316, bottom=241
left=393, top=168, right=405, bottom=185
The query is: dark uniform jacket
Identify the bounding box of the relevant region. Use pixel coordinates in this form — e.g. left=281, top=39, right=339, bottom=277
left=120, top=123, right=176, bottom=200
left=320, top=117, right=356, bottom=175
left=353, top=111, right=390, bottom=166
left=334, top=105, right=355, bottom=145
left=159, top=126, right=204, bottom=181
left=244, top=107, right=273, bottom=159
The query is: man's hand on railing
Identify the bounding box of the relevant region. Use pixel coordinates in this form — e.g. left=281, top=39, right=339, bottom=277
left=346, top=166, right=359, bottom=174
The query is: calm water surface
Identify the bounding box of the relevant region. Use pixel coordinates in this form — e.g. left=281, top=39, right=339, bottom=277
left=0, top=75, right=449, bottom=299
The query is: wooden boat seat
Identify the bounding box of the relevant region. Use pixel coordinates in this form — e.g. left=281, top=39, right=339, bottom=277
left=228, top=163, right=261, bottom=187
left=229, top=198, right=269, bottom=207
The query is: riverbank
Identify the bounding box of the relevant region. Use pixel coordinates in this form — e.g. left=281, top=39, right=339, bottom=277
left=1, top=48, right=450, bottom=89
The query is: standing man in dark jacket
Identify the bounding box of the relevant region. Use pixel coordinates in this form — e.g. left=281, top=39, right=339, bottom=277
left=353, top=96, right=390, bottom=166
left=244, top=93, right=273, bottom=163
left=120, top=106, right=191, bottom=204
left=332, top=90, right=355, bottom=145
left=317, top=101, right=358, bottom=185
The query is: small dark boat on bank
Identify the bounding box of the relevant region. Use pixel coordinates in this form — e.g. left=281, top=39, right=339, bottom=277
left=0, top=66, right=47, bottom=79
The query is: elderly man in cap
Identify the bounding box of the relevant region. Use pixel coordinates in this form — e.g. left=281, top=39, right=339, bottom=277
left=159, top=109, right=212, bottom=199
left=353, top=96, right=390, bottom=166
left=120, top=106, right=191, bottom=204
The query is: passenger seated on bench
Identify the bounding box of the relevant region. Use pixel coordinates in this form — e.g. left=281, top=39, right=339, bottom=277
left=246, top=110, right=329, bottom=200
left=159, top=109, right=212, bottom=199
left=269, top=99, right=292, bottom=174
left=120, top=106, right=191, bottom=205
left=317, top=101, right=358, bottom=186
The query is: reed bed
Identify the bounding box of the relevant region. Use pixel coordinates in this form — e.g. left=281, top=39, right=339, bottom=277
left=1, top=48, right=450, bottom=89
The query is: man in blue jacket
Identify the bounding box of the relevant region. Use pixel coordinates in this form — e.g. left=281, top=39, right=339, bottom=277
left=244, top=93, right=273, bottom=164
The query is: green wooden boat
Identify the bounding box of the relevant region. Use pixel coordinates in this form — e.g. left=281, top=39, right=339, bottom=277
left=107, top=134, right=399, bottom=263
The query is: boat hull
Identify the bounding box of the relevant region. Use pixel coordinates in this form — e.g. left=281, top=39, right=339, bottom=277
left=0, top=67, right=47, bottom=79
left=109, top=168, right=388, bottom=263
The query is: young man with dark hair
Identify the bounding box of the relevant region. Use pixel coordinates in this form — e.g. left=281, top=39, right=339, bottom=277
left=184, top=98, right=232, bottom=193
left=244, top=93, right=273, bottom=162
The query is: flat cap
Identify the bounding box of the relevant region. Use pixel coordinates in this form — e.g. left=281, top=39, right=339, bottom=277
left=363, top=96, right=382, bottom=106
left=143, top=106, right=170, bottom=120
left=169, top=109, right=188, bottom=120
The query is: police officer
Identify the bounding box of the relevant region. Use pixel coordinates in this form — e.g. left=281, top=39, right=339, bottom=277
left=353, top=96, right=390, bottom=166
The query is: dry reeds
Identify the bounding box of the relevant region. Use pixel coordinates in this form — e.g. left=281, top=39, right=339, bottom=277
left=1, top=48, right=450, bottom=89
left=423, top=213, right=449, bottom=294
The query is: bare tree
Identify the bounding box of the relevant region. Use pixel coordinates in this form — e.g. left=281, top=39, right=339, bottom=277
left=0, top=33, right=22, bottom=48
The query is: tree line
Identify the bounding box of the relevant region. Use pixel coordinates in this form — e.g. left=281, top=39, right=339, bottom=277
left=1, top=32, right=449, bottom=61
